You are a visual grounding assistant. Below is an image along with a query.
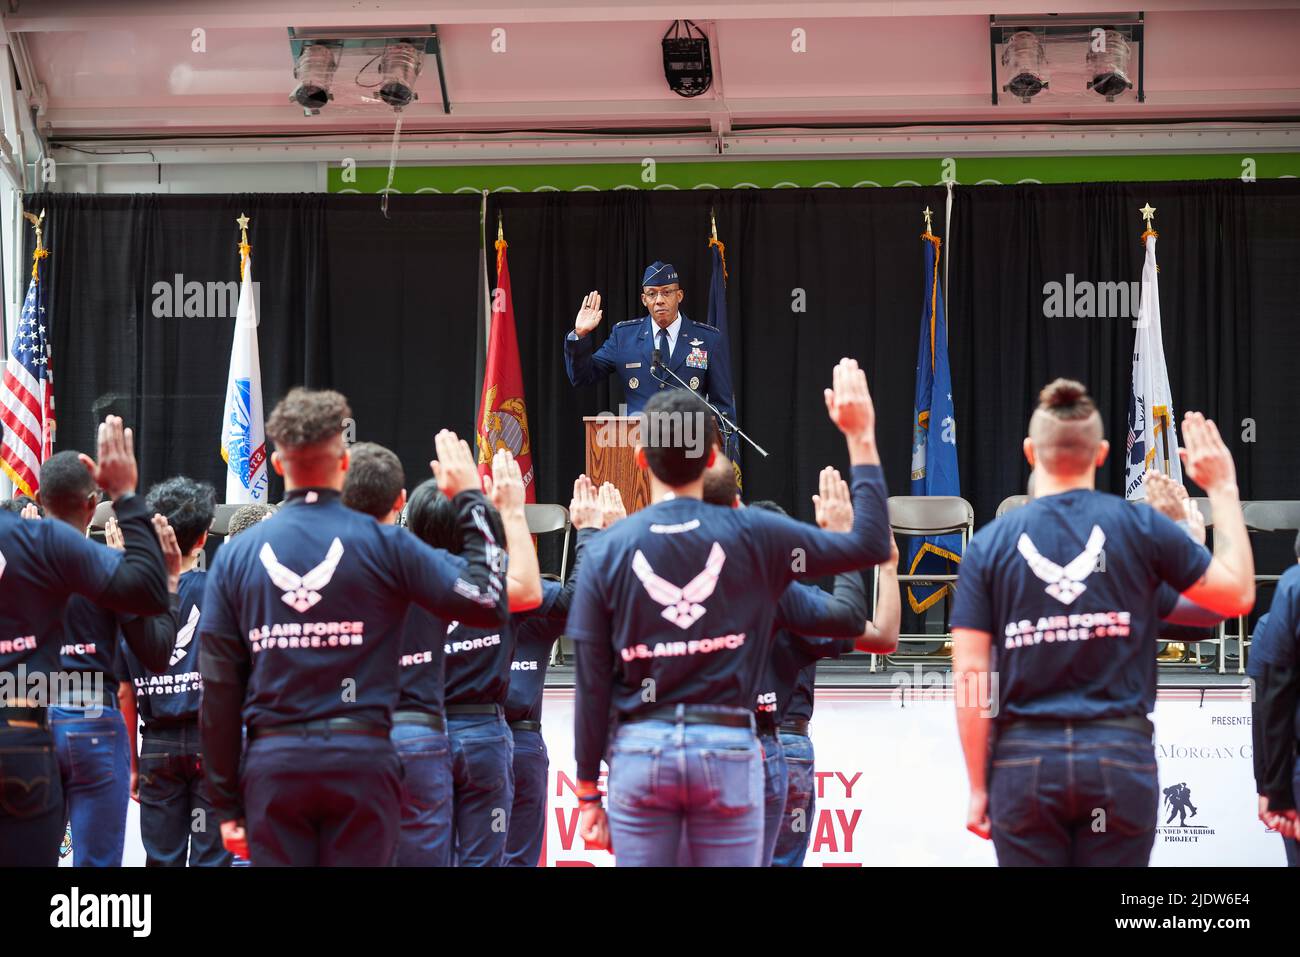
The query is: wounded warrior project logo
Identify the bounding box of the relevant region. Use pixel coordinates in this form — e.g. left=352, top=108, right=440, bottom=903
left=1158, top=780, right=1216, bottom=843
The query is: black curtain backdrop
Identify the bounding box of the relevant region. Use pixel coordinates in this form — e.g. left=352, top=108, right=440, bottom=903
left=22, top=180, right=1300, bottom=549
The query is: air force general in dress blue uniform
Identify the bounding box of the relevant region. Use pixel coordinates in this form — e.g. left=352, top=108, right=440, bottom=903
left=564, top=261, right=737, bottom=425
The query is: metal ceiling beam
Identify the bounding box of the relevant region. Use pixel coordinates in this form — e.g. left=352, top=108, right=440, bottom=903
left=46, top=122, right=1300, bottom=165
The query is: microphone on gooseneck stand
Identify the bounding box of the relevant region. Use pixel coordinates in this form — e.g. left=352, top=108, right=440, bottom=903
left=652, top=348, right=662, bottom=380
left=648, top=347, right=768, bottom=458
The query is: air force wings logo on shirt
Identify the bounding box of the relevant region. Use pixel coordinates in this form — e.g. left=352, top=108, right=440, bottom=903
left=1016, top=525, right=1106, bottom=605
left=170, top=605, right=201, bottom=666
left=259, top=538, right=345, bottom=613
left=631, top=542, right=726, bottom=629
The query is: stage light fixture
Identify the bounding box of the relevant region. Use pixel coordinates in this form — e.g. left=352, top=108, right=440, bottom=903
left=290, top=41, right=340, bottom=114
left=1001, top=30, right=1048, bottom=102
left=662, top=20, right=712, bottom=98
left=1086, top=29, right=1134, bottom=100
left=377, top=41, right=424, bottom=110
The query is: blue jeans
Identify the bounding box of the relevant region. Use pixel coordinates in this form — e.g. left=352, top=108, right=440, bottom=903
left=606, top=714, right=764, bottom=867
left=448, top=712, right=514, bottom=866
left=989, top=722, right=1158, bottom=867
left=51, top=705, right=129, bottom=867
left=0, top=723, right=64, bottom=866
left=504, top=728, right=548, bottom=867
left=772, top=731, right=815, bottom=867
left=391, top=722, right=453, bottom=867
left=760, top=731, right=788, bottom=867
left=242, top=733, right=402, bottom=866
left=138, top=724, right=231, bottom=867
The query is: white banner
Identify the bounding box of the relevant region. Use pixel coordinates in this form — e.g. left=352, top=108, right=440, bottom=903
left=539, top=686, right=1285, bottom=867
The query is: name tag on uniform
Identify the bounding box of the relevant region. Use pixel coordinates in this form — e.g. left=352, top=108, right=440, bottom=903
left=625, top=362, right=641, bottom=368
left=686, top=347, right=708, bottom=370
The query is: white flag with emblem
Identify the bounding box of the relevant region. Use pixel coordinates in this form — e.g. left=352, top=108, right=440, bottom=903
left=219, top=250, right=268, bottom=503
left=1124, top=231, right=1182, bottom=500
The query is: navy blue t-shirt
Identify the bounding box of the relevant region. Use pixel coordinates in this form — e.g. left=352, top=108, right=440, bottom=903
left=397, top=606, right=447, bottom=717
left=951, top=489, right=1211, bottom=721
left=1250, top=564, right=1300, bottom=737
left=0, top=508, right=120, bottom=678
left=506, top=581, right=567, bottom=724
left=200, top=488, right=507, bottom=730
left=59, top=594, right=128, bottom=686
left=443, top=617, right=514, bottom=707
left=568, top=464, right=890, bottom=779
left=121, top=569, right=206, bottom=726
left=756, top=574, right=866, bottom=721
left=784, top=665, right=819, bottom=723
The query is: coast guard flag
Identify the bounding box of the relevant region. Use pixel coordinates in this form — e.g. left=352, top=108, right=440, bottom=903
left=907, top=230, right=961, bottom=614
left=1125, top=230, right=1181, bottom=499
left=219, top=250, right=268, bottom=503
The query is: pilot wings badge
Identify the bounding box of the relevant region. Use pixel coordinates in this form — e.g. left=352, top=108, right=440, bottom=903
left=631, top=542, right=726, bottom=629
left=259, top=537, right=345, bottom=613
left=1016, top=526, right=1106, bottom=606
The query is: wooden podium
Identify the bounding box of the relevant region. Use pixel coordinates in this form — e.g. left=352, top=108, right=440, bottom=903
left=583, top=416, right=652, bottom=514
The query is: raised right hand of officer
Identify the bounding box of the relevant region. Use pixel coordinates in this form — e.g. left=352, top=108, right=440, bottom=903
left=80, top=415, right=139, bottom=501
left=430, top=430, right=481, bottom=498
left=573, top=290, right=603, bottom=338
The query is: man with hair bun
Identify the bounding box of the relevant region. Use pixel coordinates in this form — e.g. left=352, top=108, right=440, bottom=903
left=951, top=378, right=1255, bottom=866
left=199, top=387, right=511, bottom=866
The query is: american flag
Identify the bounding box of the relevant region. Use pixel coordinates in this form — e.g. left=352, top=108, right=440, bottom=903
left=1, top=249, right=55, bottom=497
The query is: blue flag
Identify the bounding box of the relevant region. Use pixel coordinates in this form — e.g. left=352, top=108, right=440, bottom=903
left=907, top=231, right=961, bottom=614
left=707, top=231, right=740, bottom=470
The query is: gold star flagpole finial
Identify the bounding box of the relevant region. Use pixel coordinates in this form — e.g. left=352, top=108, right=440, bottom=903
left=922, top=206, right=934, bottom=233
left=236, top=213, right=251, bottom=279
left=710, top=208, right=718, bottom=242
left=1140, top=203, right=1156, bottom=224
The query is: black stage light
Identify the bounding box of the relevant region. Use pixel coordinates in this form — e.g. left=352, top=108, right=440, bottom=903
left=662, top=19, right=712, bottom=98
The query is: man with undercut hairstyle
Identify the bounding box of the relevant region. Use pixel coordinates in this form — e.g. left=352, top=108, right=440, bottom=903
left=571, top=359, right=892, bottom=867
left=117, top=475, right=233, bottom=867
left=952, top=378, right=1254, bottom=866
left=199, top=388, right=511, bottom=866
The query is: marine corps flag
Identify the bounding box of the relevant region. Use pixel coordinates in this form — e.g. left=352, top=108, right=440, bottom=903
left=476, top=221, right=535, bottom=500
left=907, top=223, right=962, bottom=614
left=1124, top=207, right=1182, bottom=500
left=219, top=214, right=268, bottom=504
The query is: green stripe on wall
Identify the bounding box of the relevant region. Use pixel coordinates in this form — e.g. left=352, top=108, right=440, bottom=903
left=329, top=153, right=1300, bottom=193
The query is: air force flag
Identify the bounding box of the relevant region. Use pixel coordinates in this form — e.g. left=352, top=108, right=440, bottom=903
left=908, top=229, right=961, bottom=614
left=219, top=250, right=268, bottom=504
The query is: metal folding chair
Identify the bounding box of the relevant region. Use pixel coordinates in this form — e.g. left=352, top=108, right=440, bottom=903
left=1235, top=500, right=1300, bottom=675
left=882, top=495, right=975, bottom=667
left=995, top=494, right=1030, bottom=517
left=525, top=503, right=572, bottom=666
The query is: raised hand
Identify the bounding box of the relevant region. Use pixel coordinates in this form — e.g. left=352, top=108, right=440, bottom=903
left=488, top=449, right=526, bottom=517
left=569, top=474, right=601, bottom=530
left=19, top=502, right=39, bottom=520
left=598, top=482, right=627, bottom=528
left=104, top=516, right=124, bottom=550
left=153, top=514, right=183, bottom=592
left=430, top=430, right=481, bottom=498
left=1143, top=470, right=1184, bottom=522
left=812, top=466, right=854, bottom=533
left=823, top=358, right=876, bottom=444
left=1179, top=412, right=1238, bottom=497
left=80, top=415, right=138, bottom=501
left=573, top=291, right=604, bottom=338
